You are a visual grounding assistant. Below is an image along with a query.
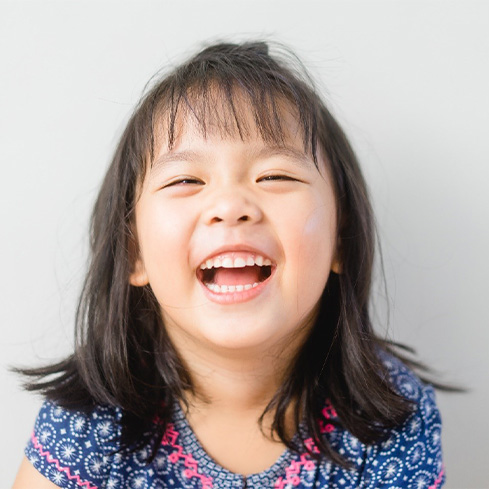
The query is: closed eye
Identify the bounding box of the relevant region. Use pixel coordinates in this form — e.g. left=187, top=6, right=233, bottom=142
left=164, top=178, right=204, bottom=187
left=258, top=175, right=298, bottom=182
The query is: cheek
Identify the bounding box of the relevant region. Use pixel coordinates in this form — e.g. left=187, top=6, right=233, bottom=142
left=289, top=202, right=336, bottom=308
left=136, top=202, right=194, bottom=296
left=302, top=203, right=336, bottom=260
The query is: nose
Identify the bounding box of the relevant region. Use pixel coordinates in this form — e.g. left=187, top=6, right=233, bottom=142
left=203, top=189, right=263, bottom=226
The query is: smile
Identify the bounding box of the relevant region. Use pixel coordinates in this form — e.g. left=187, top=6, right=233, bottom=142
left=196, top=252, right=275, bottom=299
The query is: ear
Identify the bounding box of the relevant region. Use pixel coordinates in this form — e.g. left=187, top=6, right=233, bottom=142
left=331, top=257, right=341, bottom=274
left=331, top=237, right=342, bottom=274
left=130, top=257, right=149, bottom=286
left=128, top=230, right=149, bottom=287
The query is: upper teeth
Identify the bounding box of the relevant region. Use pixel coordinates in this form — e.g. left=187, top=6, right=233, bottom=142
left=199, top=255, right=272, bottom=270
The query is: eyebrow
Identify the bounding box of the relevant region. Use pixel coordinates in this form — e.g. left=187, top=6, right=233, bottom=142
left=151, top=146, right=314, bottom=173
left=252, top=146, right=314, bottom=168
left=151, top=150, right=202, bottom=172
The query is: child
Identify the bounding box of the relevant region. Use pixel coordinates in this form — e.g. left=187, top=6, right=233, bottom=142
left=13, top=41, right=445, bottom=488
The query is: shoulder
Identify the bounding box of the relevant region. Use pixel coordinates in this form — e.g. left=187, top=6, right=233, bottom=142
left=378, top=350, right=427, bottom=402
left=25, top=399, right=122, bottom=488
left=318, top=353, right=445, bottom=488
left=364, top=352, right=445, bottom=487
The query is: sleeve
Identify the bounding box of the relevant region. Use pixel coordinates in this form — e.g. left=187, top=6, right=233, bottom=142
left=360, top=384, right=445, bottom=489
left=24, top=400, right=121, bottom=489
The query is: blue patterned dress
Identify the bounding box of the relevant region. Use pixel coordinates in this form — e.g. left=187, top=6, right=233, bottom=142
left=25, top=356, right=445, bottom=488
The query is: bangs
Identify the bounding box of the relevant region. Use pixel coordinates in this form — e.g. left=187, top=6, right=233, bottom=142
left=147, top=42, right=321, bottom=167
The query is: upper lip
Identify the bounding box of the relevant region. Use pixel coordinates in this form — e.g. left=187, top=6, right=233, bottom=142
left=196, top=244, right=276, bottom=270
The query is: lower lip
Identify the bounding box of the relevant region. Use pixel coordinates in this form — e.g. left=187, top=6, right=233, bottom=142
left=198, top=272, right=274, bottom=304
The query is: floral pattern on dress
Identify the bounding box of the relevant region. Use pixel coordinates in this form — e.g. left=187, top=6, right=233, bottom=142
left=25, top=356, right=445, bottom=488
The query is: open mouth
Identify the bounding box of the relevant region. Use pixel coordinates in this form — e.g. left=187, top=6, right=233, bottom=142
left=197, top=254, right=274, bottom=293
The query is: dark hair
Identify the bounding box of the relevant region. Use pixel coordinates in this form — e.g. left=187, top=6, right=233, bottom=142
left=19, top=40, right=427, bottom=467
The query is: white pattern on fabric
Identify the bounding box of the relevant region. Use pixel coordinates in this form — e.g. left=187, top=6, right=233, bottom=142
left=25, top=354, right=445, bottom=488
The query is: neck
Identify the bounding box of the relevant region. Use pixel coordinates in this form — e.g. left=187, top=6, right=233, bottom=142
left=169, top=329, right=310, bottom=417
left=184, top=345, right=291, bottom=413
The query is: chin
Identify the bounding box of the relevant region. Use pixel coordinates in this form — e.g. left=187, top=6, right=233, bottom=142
left=198, top=321, right=282, bottom=352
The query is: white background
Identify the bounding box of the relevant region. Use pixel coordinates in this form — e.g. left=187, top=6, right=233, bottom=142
left=1, top=1, right=488, bottom=487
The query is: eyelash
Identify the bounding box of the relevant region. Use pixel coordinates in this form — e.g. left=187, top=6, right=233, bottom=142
left=258, top=175, right=297, bottom=182
left=164, top=175, right=298, bottom=188
left=165, top=178, right=203, bottom=187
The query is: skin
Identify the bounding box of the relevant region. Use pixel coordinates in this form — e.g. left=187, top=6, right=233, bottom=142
left=130, top=107, right=339, bottom=473
left=12, top=456, right=59, bottom=488
left=13, top=104, right=340, bottom=484
left=131, top=108, right=338, bottom=355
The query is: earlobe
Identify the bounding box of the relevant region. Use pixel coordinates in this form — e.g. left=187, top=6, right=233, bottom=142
left=129, top=258, right=149, bottom=287
left=331, top=258, right=341, bottom=275
left=331, top=239, right=342, bottom=274
left=128, top=228, right=149, bottom=286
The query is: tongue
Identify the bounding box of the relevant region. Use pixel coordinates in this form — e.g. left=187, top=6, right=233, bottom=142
left=213, top=266, right=262, bottom=286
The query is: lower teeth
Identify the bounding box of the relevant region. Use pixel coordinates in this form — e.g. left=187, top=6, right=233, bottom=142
left=205, top=283, right=259, bottom=293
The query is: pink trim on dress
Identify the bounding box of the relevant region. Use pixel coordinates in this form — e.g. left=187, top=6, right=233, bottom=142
left=30, top=433, right=98, bottom=489
left=319, top=399, right=337, bottom=433
left=273, top=446, right=317, bottom=488
left=274, top=400, right=337, bottom=488
left=162, top=423, right=214, bottom=489
left=429, top=468, right=445, bottom=489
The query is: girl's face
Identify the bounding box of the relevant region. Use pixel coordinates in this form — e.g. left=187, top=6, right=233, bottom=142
left=131, top=107, right=338, bottom=357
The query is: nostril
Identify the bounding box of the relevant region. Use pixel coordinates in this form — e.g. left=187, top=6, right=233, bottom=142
left=210, top=215, right=250, bottom=224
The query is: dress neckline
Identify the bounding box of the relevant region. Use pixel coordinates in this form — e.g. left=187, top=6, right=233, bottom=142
left=171, top=399, right=305, bottom=487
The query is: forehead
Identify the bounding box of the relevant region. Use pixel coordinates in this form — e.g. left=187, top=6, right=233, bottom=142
left=150, top=126, right=324, bottom=183
left=150, top=92, right=321, bottom=170
left=151, top=146, right=317, bottom=179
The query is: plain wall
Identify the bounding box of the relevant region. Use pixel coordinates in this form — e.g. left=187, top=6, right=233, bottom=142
left=1, top=1, right=488, bottom=487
